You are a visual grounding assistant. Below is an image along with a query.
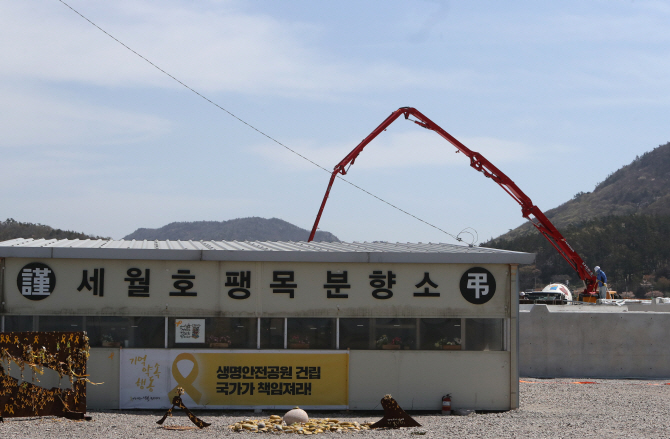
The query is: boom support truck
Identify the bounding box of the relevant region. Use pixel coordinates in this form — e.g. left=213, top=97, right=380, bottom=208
left=307, top=107, right=599, bottom=296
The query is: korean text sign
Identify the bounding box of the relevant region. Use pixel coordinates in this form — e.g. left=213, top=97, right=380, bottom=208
left=172, top=351, right=348, bottom=407
left=5, top=259, right=507, bottom=317
left=121, top=350, right=348, bottom=408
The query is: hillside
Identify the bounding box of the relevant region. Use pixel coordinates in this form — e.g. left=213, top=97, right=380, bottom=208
left=485, top=214, right=670, bottom=296
left=0, top=218, right=105, bottom=241
left=499, top=141, right=670, bottom=241
left=483, top=142, right=670, bottom=297
left=123, top=217, right=340, bottom=242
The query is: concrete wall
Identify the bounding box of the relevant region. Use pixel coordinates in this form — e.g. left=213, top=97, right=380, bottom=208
left=520, top=304, right=670, bottom=378
left=348, top=350, right=512, bottom=411
left=87, top=348, right=120, bottom=409
left=82, top=349, right=514, bottom=411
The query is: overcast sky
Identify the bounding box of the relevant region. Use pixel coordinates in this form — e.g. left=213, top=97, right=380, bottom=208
left=2, top=0, right=669, bottom=243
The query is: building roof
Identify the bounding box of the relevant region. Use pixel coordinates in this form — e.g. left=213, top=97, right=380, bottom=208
left=0, top=238, right=535, bottom=264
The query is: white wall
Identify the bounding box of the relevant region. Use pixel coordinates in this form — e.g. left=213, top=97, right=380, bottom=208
left=83, top=349, right=514, bottom=411
left=87, top=348, right=120, bottom=409
left=348, top=350, right=512, bottom=410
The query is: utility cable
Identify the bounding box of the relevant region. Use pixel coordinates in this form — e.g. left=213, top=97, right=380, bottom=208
left=56, top=0, right=469, bottom=244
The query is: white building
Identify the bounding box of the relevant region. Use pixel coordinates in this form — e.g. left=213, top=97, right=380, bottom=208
left=0, top=238, right=533, bottom=411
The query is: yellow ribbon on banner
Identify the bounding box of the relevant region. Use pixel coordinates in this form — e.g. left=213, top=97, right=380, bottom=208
left=169, top=353, right=202, bottom=403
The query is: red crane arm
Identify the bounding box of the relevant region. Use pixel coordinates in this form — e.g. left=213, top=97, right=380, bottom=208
left=307, top=107, right=598, bottom=294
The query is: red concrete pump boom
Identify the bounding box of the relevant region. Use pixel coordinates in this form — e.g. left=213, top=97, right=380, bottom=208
left=307, top=107, right=598, bottom=295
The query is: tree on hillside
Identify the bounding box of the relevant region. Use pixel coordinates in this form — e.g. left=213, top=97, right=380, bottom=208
left=484, top=214, right=670, bottom=297
left=0, top=218, right=104, bottom=241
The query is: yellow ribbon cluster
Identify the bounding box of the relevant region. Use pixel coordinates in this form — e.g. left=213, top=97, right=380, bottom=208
left=0, top=331, right=91, bottom=417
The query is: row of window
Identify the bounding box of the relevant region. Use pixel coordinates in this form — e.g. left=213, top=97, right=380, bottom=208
left=1, top=316, right=505, bottom=351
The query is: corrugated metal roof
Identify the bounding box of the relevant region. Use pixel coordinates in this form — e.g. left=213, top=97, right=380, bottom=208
left=0, top=238, right=535, bottom=264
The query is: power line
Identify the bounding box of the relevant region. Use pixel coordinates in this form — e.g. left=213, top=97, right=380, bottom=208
left=56, top=0, right=466, bottom=244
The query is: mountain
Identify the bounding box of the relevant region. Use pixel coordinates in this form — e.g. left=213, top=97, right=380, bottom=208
left=483, top=142, right=670, bottom=297
left=123, top=217, right=340, bottom=242
left=0, top=218, right=106, bottom=241
left=497, top=141, right=670, bottom=241
left=486, top=213, right=670, bottom=295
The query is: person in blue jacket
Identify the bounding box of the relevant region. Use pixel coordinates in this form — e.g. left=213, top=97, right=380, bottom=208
left=595, top=266, right=607, bottom=299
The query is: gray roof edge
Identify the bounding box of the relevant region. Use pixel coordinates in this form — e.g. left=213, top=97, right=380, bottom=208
left=201, top=251, right=370, bottom=263
left=0, top=246, right=535, bottom=264
left=50, top=248, right=205, bottom=261
left=0, top=247, right=54, bottom=259
left=369, top=252, right=535, bottom=265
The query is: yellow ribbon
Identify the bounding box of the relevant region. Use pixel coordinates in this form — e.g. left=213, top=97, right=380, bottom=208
left=13, top=336, right=19, bottom=344
left=34, top=335, right=39, bottom=344
left=4, top=403, right=14, bottom=414
left=61, top=335, right=66, bottom=344
left=170, top=353, right=202, bottom=403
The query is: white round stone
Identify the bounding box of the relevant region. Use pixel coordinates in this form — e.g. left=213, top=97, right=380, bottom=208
left=283, top=407, right=308, bottom=425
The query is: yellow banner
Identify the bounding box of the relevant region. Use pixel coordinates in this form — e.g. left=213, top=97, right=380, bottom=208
left=170, top=352, right=348, bottom=406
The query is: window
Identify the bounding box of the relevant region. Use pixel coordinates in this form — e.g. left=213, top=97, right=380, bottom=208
left=339, top=318, right=502, bottom=351
left=419, top=318, right=462, bottom=350
left=287, top=318, right=335, bottom=349
left=371, top=318, right=417, bottom=350
left=2, top=316, right=165, bottom=348
left=87, top=317, right=164, bottom=348
left=86, top=316, right=132, bottom=347
left=38, top=316, right=85, bottom=332
left=464, top=318, right=504, bottom=351
left=2, top=315, right=506, bottom=351
left=338, top=318, right=371, bottom=350
left=3, top=316, right=34, bottom=332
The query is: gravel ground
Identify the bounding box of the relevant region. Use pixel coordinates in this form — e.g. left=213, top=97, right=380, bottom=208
left=2, top=379, right=669, bottom=438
